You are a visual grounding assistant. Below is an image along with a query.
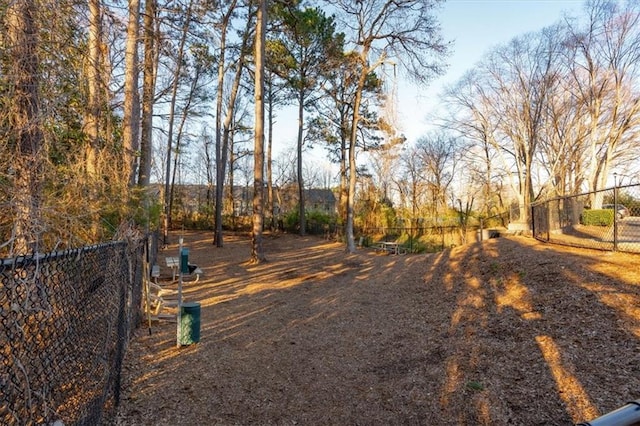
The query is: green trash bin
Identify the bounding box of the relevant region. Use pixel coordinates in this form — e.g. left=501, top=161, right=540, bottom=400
left=180, top=248, right=190, bottom=274
left=179, top=301, right=201, bottom=345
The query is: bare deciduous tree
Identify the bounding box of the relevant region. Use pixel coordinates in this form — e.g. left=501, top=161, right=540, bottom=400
left=564, top=0, right=640, bottom=207
left=441, top=70, right=504, bottom=217
left=162, top=1, right=193, bottom=244
left=416, top=132, right=457, bottom=218
left=214, top=0, right=253, bottom=247
left=331, top=0, right=448, bottom=252
left=484, top=28, right=562, bottom=224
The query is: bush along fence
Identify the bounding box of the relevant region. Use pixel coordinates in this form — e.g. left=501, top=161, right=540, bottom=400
left=361, top=225, right=475, bottom=253
left=357, top=211, right=510, bottom=253
left=531, top=183, right=640, bottom=253
left=0, top=235, right=147, bottom=425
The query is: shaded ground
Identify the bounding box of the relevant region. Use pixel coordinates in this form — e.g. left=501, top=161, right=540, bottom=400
left=107, top=231, right=640, bottom=425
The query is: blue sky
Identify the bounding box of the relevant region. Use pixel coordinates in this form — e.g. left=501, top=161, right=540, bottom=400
left=271, top=0, right=589, bottom=172
left=398, top=0, right=586, bottom=142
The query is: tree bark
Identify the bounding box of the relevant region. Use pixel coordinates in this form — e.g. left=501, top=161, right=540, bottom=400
left=85, top=0, right=102, bottom=179
left=297, top=86, right=306, bottom=235
left=213, top=0, right=242, bottom=246
left=251, top=0, right=266, bottom=263
left=214, top=1, right=250, bottom=247
left=123, top=0, right=141, bottom=187
left=138, top=0, right=157, bottom=187
left=6, top=0, right=43, bottom=254
left=162, top=2, right=192, bottom=245
left=345, top=49, right=371, bottom=253
left=266, top=76, right=274, bottom=230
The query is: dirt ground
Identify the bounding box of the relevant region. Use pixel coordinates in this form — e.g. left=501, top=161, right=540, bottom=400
left=107, top=231, right=640, bottom=425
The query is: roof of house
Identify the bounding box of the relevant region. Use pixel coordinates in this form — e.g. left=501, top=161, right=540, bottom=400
left=306, top=188, right=336, bottom=203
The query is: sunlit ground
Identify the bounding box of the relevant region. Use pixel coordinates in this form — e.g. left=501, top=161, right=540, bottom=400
left=111, top=231, right=640, bottom=425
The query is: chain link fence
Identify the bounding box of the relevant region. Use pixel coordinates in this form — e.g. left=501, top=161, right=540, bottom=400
left=532, top=183, right=640, bottom=253
left=361, top=225, right=477, bottom=252
left=0, top=236, right=147, bottom=425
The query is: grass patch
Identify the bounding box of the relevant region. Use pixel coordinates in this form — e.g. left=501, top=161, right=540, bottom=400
left=466, top=380, right=485, bottom=391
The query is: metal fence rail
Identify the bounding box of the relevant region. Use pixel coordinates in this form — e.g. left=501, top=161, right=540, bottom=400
left=0, top=237, right=146, bottom=425
left=532, top=184, right=640, bottom=253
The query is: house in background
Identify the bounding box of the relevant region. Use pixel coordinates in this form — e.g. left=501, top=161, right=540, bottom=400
left=278, top=185, right=337, bottom=216
left=157, top=183, right=336, bottom=220
left=305, top=188, right=337, bottom=215
left=231, top=186, right=253, bottom=216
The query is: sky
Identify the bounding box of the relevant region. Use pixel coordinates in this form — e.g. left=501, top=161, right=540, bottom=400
left=271, top=0, right=589, bottom=174
left=396, top=0, right=586, bottom=143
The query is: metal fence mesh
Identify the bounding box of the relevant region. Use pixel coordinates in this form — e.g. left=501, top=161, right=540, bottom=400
left=532, top=184, right=640, bottom=253
left=0, top=237, right=146, bottom=425
left=361, top=225, right=484, bottom=252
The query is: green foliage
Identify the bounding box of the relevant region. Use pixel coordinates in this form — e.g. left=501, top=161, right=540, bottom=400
left=466, top=381, right=485, bottom=391
left=357, top=234, right=374, bottom=247
left=307, top=210, right=335, bottom=235
left=305, top=116, right=340, bottom=148
left=603, top=190, right=636, bottom=206
left=366, top=232, right=441, bottom=254
left=283, top=208, right=336, bottom=235
left=183, top=213, right=215, bottom=231
left=100, top=209, right=123, bottom=240
left=381, top=204, right=397, bottom=228
left=283, top=209, right=300, bottom=232
left=129, top=189, right=162, bottom=231
left=581, top=209, right=613, bottom=226
left=604, top=191, right=639, bottom=215
left=307, top=209, right=333, bottom=224
left=267, top=5, right=345, bottom=95
left=364, top=71, right=383, bottom=93
left=354, top=196, right=397, bottom=230
left=394, top=236, right=437, bottom=254
left=405, top=233, right=456, bottom=254
left=98, top=189, right=163, bottom=240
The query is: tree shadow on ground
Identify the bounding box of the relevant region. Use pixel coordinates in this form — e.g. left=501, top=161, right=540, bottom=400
left=108, top=232, right=640, bottom=425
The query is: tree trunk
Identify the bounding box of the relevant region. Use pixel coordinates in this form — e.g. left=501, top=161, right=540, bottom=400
left=228, top=133, right=235, bottom=219
left=213, top=0, right=239, bottom=247
left=345, top=52, right=371, bottom=253
left=266, top=76, right=274, bottom=230
left=162, top=2, right=191, bottom=245
left=138, top=0, right=157, bottom=187
left=251, top=0, right=266, bottom=263
left=123, top=0, right=141, bottom=187
left=339, top=131, right=348, bottom=226
left=6, top=0, right=43, bottom=255
left=85, top=0, right=102, bottom=179
left=346, top=132, right=358, bottom=252
left=169, top=57, right=200, bottom=234
left=297, top=86, right=306, bottom=235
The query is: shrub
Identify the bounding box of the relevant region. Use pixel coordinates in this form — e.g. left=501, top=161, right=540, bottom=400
left=581, top=209, right=613, bottom=226
left=413, top=235, right=447, bottom=253
left=183, top=212, right=214, bottom=230
left=282, top=210, right=300, bottom=233
left=283, top=209, right=337, bottom=235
